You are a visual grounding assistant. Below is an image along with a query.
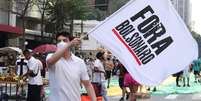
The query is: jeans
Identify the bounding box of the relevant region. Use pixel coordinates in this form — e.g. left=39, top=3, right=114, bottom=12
left=101, top=81, right=109, bottom=101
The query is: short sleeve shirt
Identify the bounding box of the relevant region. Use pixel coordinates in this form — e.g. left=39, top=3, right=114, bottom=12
left=46, top=54, right=89, bottom=101
left=27, top=57, right=43, bottom=85
left=93, top=59, right=105, bottom=82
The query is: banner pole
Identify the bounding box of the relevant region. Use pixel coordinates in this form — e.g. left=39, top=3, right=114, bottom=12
left=80, top=33, right=88, bottom=40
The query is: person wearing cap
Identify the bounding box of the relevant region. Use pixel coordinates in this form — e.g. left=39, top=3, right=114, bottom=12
left=93, top=51, right=109, bottom=101
left=46, top=31, right=96, bottom=101
left=23, top=49, right=43, bottom=101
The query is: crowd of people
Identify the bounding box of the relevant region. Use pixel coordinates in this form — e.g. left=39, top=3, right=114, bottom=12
left=174, top=58, right=201, bottom=87
left=15, top=31, right=150, bottom=101
left=14, top=31, right=201, bottom=101
left=16, top=49, right=44, bottom=101
left=84, top=52, right=149, bottom=101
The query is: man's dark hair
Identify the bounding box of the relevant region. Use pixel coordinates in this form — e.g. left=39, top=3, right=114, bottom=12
left=56, top=31, right=73, bottom=41
left=96, top=52, right=104, bottom=59
left=23, top=49, right=31, bottom=55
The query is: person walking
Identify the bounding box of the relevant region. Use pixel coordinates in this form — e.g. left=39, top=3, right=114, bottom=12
left=23, top=49, right=43, bottom=101
left=192, top=59, right=201, bottom=83
left=46, top=32, right=96, bottom=101
left=175, top=71, right=183, bottom=87
left=124, top=70, right=140, bottom=101
left=117, top=63, right=129, bottom=101
left=93, top=52, right=109, bottom=101
left=104, top=57, right=114, bottom=88
left=183, top=65, right=191, bottom=87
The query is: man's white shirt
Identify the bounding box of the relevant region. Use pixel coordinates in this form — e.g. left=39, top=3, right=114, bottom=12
left=93, top=59, right=105, bottom=82
left=27, top=57, right=43, bottom=85
left=46, top=54, right=89, bottom=101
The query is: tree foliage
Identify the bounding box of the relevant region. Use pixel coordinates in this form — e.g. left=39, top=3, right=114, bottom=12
left=46, top=0, right=89, bottom=33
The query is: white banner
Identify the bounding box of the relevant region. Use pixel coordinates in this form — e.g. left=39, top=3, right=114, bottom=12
left=89, top=0, right=198, bottom=86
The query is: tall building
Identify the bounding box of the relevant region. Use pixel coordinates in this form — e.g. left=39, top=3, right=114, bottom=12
left=0, top=0, right=192, bottom=49
left=14, top=0, right=53, bottom=49
left=0, top=0, right=53, bottom=49
left=0, top=0, right=22, bottom=48
left=73, top=20, right=102, bottom=57
left=171, top=0, right=191, bottom=27
left=91, top=0, right=191, bottom=26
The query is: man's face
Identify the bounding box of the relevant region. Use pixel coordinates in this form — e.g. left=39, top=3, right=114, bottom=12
left=24, top=53, right=31, bottom=60
left=57, top=35, right=70, bottom=43
left=99, top=55, right=105, bottom=61
left=56, top=35, right=71, bottom=55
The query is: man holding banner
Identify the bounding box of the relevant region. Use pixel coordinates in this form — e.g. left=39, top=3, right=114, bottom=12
left=89, top=0, right=198, bottom=86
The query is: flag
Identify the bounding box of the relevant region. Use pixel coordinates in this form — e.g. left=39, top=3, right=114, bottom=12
left=89, top=0, right=198, bottom=86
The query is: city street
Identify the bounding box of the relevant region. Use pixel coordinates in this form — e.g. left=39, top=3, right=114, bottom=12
left=6, top=94, right=201, bottom=101
left=0, top=0, right=201, bottom=101
left=109, top=93, right=201, bottom=101
left=106, top=74, right=201, bottom=101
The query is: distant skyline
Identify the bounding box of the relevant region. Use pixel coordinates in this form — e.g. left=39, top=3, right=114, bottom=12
left=191, top=0, right=201, bottom=34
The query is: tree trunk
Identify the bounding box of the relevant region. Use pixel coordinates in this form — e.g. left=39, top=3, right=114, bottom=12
left=41, top=10, right=45, bottom=39
left=70, top=19, right=74, bottom=36
left=22, top=16, right=26, bottom=50
left=21, top=0, right=32, bottom=50
left=81, top=20, right=83, bottom=34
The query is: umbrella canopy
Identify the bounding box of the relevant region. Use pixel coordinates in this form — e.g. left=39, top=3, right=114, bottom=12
left=0, top=47, right=22, bottom=54
left=33, top=44, right=57, bottom=54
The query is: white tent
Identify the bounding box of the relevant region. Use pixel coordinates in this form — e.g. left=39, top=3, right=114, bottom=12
left=0, top=47, right=22, bottom=54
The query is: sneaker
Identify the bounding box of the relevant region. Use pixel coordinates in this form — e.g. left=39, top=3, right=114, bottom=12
left=187, top=84, right=190, bottom=87
left=119, top=97, right=124, bottom=101
left=153, top=87, right=157, bottom=92
left=126, top=93, right=129, bottom=100
left=198, top=80, right=201, bottom=83
left=107, top=85, right=110, bottom=88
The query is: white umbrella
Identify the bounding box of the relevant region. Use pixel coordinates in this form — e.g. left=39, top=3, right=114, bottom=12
left=0, top=47, right=22, bottom=54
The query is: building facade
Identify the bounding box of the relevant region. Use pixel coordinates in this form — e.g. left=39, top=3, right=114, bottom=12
left=15, top=0, right=53, bottom=49
left=78, top=0, right=192, bottom=56
left=90, top=0, right=191, bottom=26
left=0, top=0, right=22, bottom=48
left=0, top=0, right=192, bottom=50
left=171, top=0, right=191, bottom=27
left=73, top=20, right=102, bottom=57
left=0, top=0, right=54, bottom=49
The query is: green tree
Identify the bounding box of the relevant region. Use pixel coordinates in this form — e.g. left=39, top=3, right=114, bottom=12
left=9, top=0, right=34, bottom=49
left=46, top=0, right=89, bottom=34
left=35, top=0, right=51, bottom=39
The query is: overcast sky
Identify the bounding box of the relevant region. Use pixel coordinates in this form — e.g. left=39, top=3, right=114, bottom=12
left=191, top=0, right=201, bottom=34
